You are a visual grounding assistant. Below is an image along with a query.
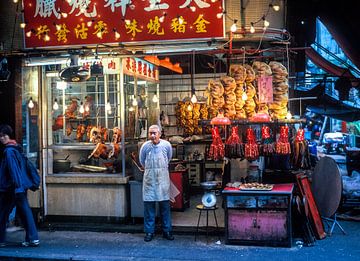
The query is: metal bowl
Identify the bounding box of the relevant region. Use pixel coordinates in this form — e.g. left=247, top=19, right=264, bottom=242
left=200, top=181, right=220, bottom=190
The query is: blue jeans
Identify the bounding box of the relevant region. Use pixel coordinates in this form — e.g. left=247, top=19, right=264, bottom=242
left=144, top=200, right=172, bottom=234
left=0, top=191, right=38, bottom=243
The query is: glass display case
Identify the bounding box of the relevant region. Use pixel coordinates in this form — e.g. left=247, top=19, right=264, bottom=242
left=44, top=58, right=159, bottom=175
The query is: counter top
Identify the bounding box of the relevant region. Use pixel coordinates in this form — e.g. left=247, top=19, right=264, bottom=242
left=223, top=183, right=294, bottom=195
left=46, top=173, right=130, bottom=184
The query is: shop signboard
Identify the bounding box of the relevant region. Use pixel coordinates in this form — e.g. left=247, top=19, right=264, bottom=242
left=122, top=57, right=159, bottom=82
left=23, top=0, right=225, bottom=49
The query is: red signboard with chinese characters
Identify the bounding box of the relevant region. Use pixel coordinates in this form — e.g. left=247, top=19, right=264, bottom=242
left=23, top=0, right=225, bottom=49
left=123, top=57, right=159, bottom=82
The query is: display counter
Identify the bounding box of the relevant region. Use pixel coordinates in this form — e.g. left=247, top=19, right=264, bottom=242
left=46, top=174, right=130, bottom=218
left=222, top=183, right=294, bottom=247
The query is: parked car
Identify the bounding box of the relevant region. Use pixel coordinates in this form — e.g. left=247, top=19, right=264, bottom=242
left=323, top=132, right=348, bottom=154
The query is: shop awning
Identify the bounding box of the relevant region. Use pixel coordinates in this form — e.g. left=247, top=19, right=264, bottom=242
left=294, top=85, right=360, bottom=122
left=306, top=95, right=360, bottom=122
left=305, top=47, right=355, bottom=79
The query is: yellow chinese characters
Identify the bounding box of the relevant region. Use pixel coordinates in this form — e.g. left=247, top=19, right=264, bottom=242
left=93, top=21, right=109, bottom=39
left=125, top=19, right=142, bottom=37
left=147, top=16, right=164, bottom=35
left=193, top=14, right=210, bottom=33
left=55, top=24, right=70, bottom=43
left=171, top=16, right=187, bottom=33
left=36, top=25, right=50, bottom=40
left=75, top=23, right=89, bottom=40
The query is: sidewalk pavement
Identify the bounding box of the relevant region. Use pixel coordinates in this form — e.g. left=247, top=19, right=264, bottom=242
left=1, top=221, right=360, bottom=261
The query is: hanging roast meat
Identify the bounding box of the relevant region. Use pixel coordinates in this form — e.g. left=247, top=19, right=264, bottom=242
left=276, top=125, right=291, bottom=155
left=207, top=126, right=225, bottom=161
left=225, top=126, right=244, bottom=159
left=244, top=127, right=259, bottom=161
left=260, top=125, right=275, bottom=156
left=291, top=128, right=311, bottom=169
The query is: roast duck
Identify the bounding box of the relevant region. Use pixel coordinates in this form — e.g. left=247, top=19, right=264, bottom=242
left=88, top=127, right=122, bottom=160
left=207, top=126, right=225, bottom=161
left=291, top=128, right=311, bottom=169
left=225, top=126, right=244, bottom=159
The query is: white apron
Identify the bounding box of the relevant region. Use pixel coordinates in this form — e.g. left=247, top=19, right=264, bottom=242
left=142, top=144, right=170, bottom=201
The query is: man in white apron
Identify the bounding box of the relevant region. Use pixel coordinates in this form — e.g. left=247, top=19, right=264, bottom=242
left=139, top=125, right=174, bottom=242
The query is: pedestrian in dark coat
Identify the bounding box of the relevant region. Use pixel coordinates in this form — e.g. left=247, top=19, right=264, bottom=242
left=0, top=124, right=39, bottom=247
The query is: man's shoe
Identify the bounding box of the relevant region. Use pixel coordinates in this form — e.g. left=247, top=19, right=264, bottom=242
left=163, top=232, right=174, bottom=240
left=144, top=233, right=154, bottom=242
left=22, top=240, right=40, bottom=247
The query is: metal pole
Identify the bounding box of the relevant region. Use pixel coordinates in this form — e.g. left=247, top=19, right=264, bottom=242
left=104, top=74, right=109, bottom=129
left=119, top=59, right=126, bottom=177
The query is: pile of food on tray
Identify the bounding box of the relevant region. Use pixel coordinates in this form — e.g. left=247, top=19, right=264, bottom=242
left=226, top=182, right=273, bottom=191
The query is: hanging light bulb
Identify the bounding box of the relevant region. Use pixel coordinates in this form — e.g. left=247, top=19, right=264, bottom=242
left=26, top=31, right=32, bottom=37
left=129, top=106, right=134, bottom=112
left=189, top=6, right=196, bottom=12
left=28, top=97, right=34, bottom=109
left=61, top=12, right=68, bottom=18
left=250, top=23, right=255, bottom=33
left=241, top=92, right=248, bottom=101
left=187, top=104, right=193, bottom=111
left=96, top=31, right=103, bottom=38
left=13, top=0, right=19, bottom=3
left=271, top=4, right=280, bottom=11
left=159, top=13, right=167, bottom=23
left=105, top=100, right=111, bottom=111
left=44, top=34, right=50, bottom=41
left=20, top=22, right=26, bottom=29
left=132, top=96, right=138, bottom=106
left=178, top=16, right=184, bottom=25
left=115, top=31, right=120, bottom=39
left=191, top=94, right=197, bottom=103
left=87, top=20, right=93, bottom=27
left=85, top=104, right=90, bottom=112
left=230, top=20, right=238, bottom=33
left=216, top=12, right=223, bottom=19
left=79, top=102, right=85, bottom=114
left=263, top=17, right=270, bottom=28
left=125, top=19, right=131, bottom=25
left=108, top=108, right=112, bottom=115
left=286, top=111, right=292, bottom=120
left=152, top=94, right=159, bottom=103
left=53, top=99, right=59, bottom=111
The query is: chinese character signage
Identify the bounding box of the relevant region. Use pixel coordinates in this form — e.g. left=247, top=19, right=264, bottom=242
left=23, top=0, right=225, bottom=49
left=257, top=76, right=273, bottom=103
left=123, top=58, right=159, bottom=82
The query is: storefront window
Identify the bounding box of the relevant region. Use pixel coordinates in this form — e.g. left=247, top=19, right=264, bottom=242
left=50, top=74, right=121, bottom=144
left=22, top=66, right=39, bottom=166
left=43, top=57, right=159, bottom=175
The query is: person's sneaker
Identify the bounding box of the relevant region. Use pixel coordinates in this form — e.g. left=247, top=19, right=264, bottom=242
left=0, top=242, right=6, bottom=247
left=163, top=232, right=174, bottom=240
left=144, top=233, right=154, bottom=242
left=22, top=240, right=40, bottom=247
